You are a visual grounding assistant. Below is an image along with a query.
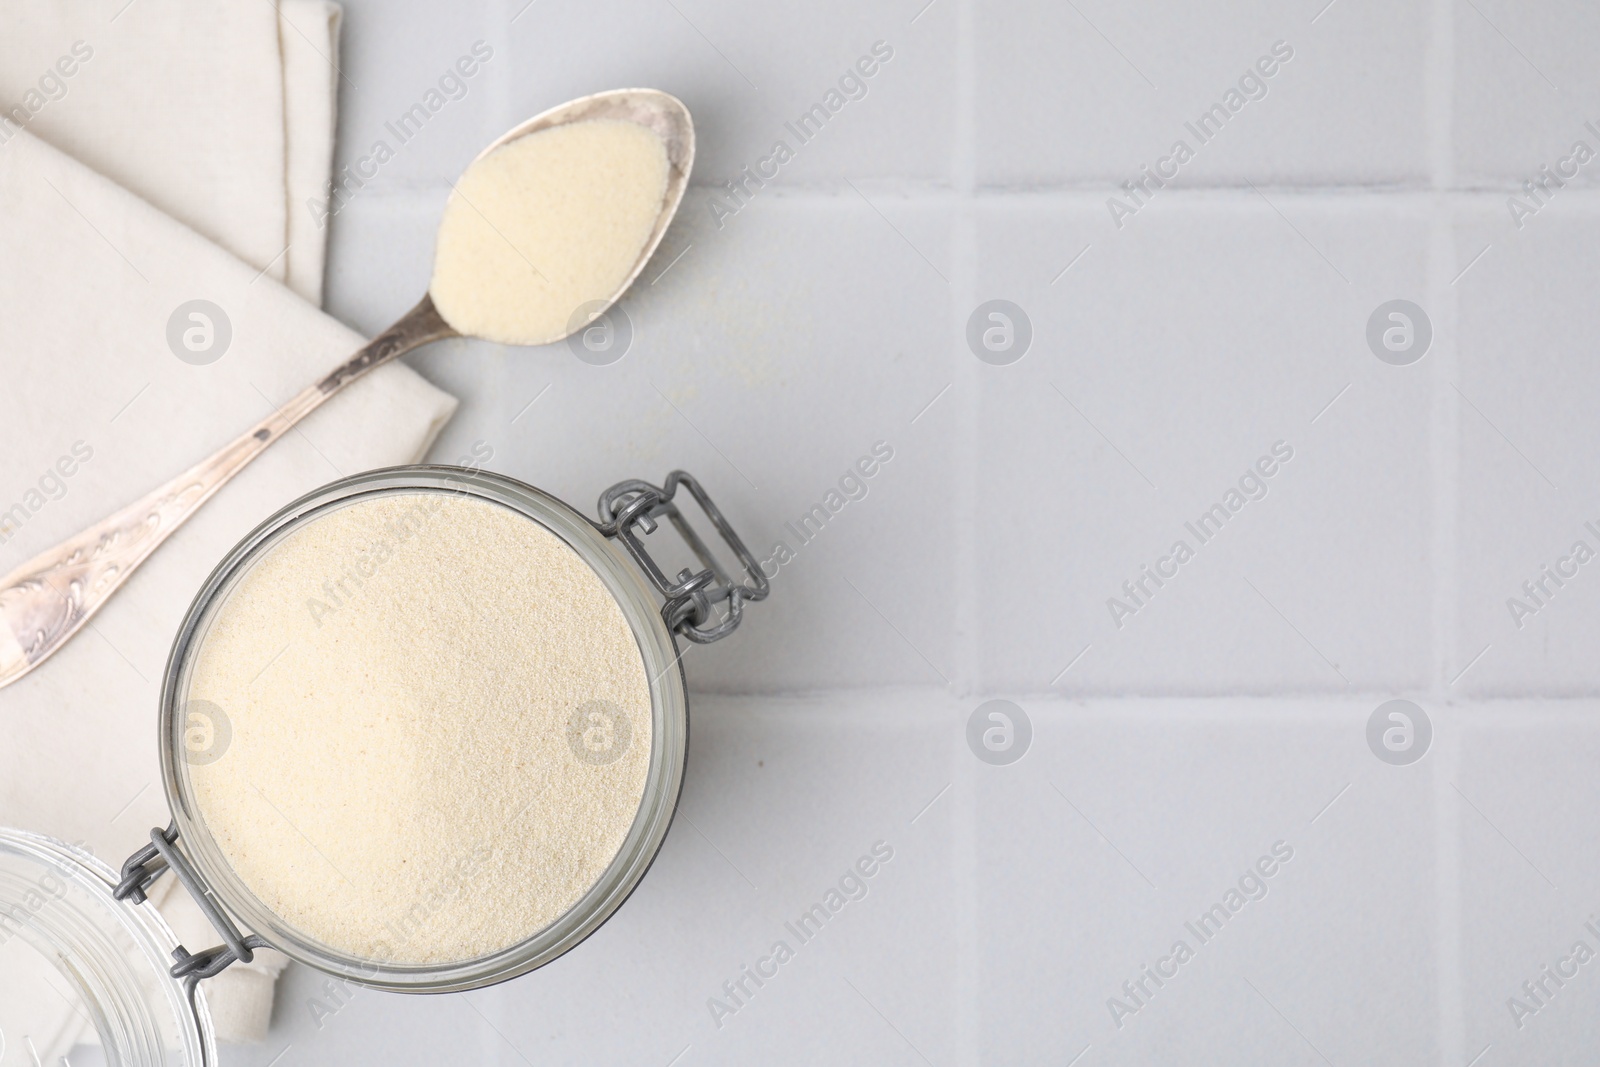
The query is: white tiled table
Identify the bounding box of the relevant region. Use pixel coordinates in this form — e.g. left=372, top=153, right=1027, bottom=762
left=233, top=1, right=1600, bottom=1062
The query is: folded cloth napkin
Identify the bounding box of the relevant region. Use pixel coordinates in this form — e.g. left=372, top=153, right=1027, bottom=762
left=0, top=1, right=457, bottom=1051
left=0, top=0, right=343, bottom=303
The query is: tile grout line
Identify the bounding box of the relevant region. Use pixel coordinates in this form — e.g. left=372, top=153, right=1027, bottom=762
left=1434, top=715, right=1465, bottom=1067
left=1425, top=0, right=1464, bottom=1060
left=1424, top=0, right=1456, bottom=744
left=337, top=182, right=1600, bottom=203
left=950, top=0, right=980, bottom=1062
left=951, top=0, right=977, bottom=695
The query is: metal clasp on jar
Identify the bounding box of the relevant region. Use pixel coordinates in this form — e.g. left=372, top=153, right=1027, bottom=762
left=595, top=471, right=768, bottom=644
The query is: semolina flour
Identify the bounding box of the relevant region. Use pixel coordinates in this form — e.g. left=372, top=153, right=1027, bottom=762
left=185, top=491, right=652, bottom=965
left=429, top=118, right=669, bottom=346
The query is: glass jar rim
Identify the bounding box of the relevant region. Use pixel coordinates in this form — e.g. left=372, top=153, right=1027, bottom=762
left=155, top=466, right=689, bottom=992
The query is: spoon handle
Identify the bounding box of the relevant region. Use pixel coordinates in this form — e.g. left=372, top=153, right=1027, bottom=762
left=0, top=295, right=456, bottom=690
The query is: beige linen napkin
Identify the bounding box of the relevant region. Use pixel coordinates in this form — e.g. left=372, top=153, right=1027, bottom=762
left=0, top=0, right=343, bottom=303
left=0, top=1, right=458, bottom=1050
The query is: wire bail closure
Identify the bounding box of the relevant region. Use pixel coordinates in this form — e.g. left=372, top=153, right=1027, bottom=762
left=113, top=823, right=269, bottom=991
left=595, top=470, right=768, bottom=644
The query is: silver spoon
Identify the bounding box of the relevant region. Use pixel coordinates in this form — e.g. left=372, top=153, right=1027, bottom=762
left=0, top=88, right=694, bottom=690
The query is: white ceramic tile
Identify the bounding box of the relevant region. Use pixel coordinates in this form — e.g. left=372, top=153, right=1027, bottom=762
left=973, top=0, right=1431, bottom=187
left=1454, top=0, right=1600, bottom=188
left=219, top=973, right=489, bottom=1066
left=974, top=700, right=1439, bottom=1064
left=501, top=0, right=956, bottom=188
left=322, top=189, right=441, bottom=333
left=971, top=197, right=1435, bottom=694
left=664, top=693, right=962, bottom=1065
left=1454, top=200, right=1600, bottom=696
left=1457, top=707, right=1600, bottom=1063
left=330, top=4, right=502, bottom=195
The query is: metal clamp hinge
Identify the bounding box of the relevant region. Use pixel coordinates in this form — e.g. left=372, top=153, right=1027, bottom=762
left=596, top=471, right=768, bottom=644
left=115, top=824, right=268, bottom=989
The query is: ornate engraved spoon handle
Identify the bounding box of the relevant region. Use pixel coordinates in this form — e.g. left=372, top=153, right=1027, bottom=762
left=0, top=296, right=456, bottom=689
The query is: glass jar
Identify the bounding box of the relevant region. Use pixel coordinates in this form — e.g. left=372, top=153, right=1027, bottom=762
left=114, top=465, right=764, bottom=994
left=0, top=828, right=216, bottom=1066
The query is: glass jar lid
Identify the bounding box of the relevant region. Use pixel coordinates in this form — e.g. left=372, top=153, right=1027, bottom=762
left=0, top=828, right=215, bottom=1066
